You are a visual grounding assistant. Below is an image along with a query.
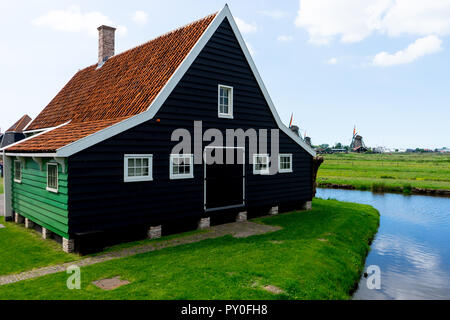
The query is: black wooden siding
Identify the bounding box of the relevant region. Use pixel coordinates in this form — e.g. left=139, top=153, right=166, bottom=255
left=67, top=18, right=312, bottom=235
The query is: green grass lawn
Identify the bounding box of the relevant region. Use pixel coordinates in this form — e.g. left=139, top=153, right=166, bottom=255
left=0, top=199, right=379, bottom=300
left=318, top=153, right=450, bottom=193
left=0, top=216, right=79, bottom=275
left=0, top=177, right=3, bottom=194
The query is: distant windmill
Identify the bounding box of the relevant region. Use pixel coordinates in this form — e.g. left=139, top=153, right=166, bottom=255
left=289, top=113, right=311, bottom=145
left=350, top=126, right=367, bottom=152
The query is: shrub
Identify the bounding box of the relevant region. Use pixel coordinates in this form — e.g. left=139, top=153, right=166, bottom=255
left=403, top=184, right=412, bottom=195
left=371, top=182, right=386, bottom=192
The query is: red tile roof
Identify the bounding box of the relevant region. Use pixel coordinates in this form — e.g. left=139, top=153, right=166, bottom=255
left=7, top=119, right=125, bottom=152
left=7, top=13, right=216, bottom=153
left=6, top=115, right=32, bottom=133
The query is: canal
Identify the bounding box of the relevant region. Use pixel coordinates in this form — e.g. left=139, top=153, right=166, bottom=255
left=316, top=188, right=450, bottom=300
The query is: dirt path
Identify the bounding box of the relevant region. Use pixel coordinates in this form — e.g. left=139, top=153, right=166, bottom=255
left=0, top=221, right=281, bottom=286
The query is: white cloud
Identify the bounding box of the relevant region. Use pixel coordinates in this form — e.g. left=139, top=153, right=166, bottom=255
left=132, top=10, right=148, bottom=25
left=372, top=35, right=442, bottom=67
left=246, top=42, right=257, bottom=56
left=235, top=17, right=258, bottom=34
left=277, top=35, right=294, bottom=42
left=258, top=10, right=289, bottom=20
left=326, top=57, right=338, bottom=65
left=32, top=6, right=127, bottom=37
left=382, top=0, right=450, bottom=37
left=116, top=26, right=128, bottom=37
left=295, top=0, right=450, bottom=44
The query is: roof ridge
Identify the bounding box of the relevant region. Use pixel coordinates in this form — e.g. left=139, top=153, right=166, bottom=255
left=7, top=114, right=31, bottom=132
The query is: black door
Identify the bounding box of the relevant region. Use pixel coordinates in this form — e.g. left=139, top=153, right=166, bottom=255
left=205, top=148, right=244, bottom=210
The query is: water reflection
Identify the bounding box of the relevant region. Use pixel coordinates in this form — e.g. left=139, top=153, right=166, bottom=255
left=316, top=188, right=450, bottom=300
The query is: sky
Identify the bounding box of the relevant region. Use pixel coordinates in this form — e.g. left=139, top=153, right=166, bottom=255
left=0, top=0, right=449, bottom=149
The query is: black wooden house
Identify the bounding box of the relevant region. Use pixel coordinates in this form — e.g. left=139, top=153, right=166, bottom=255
left=2, top=5, right=316, bottom=252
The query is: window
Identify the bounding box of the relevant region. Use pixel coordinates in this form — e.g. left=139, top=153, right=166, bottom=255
left=124, top=154, right=153, bottom=182
left=253, top=154, right=270, bottom=175
left=218, top=84, right=233, bottom=118
left=279, top=154, right=293, bottom=173
left=170, top=154, right=194, bottom=179
left=14, top=160, right=22, bottom=183
left=46, top=163, right=58, bottom=193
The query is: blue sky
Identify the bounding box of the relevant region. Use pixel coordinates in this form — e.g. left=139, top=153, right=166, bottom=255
left=1, top=0, right=449, bottom=149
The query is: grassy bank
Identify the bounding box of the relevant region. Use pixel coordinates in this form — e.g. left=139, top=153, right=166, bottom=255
left=318, top=153, right=450, bottom=194
left=0, top=217, right=79, bottom=275
left=0, top=199, right=379, bottom=300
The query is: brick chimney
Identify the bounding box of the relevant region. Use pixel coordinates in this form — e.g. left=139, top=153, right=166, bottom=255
left=97, top=25, right=116, bottom=66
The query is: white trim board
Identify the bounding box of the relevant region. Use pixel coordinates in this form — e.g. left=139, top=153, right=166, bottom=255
left=35, top=5, right=316, bottom=158
left=0, top=121, right=70, bottom=153
left=5, top=153, right=58, bottom=157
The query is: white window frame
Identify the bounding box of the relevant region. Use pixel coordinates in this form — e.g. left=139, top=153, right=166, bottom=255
left=46, top=162, right=59, bottom=193
left=253, top=154, right=270, bottom=175
left=14, top=160, right=22, bottom=183
left=218, top=84, right=233, bottom=119
left=170, top=154, right=194, bottom=180
left=124, top=154, right=153, bottom=182
left=278, top=154, right=293, bottom=173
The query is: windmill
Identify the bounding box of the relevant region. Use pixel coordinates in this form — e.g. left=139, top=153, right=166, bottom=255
left=289, top=113, right=311, bottom=145
left=350, top=126, right=367, bottom=153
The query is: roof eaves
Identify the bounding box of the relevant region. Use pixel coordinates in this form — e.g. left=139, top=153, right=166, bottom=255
left=2, top=121, right=71, bottom=153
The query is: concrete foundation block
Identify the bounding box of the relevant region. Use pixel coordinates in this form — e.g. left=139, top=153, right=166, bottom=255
left=42, top=228, right=52, bottom=240
left=148, top=225, right=162, bottom=239
left=302, top=201, right=312, bottom=211
left=14, top=213, right=24, bottom=224
left=236, top=211, right=247, bottom=222
left=269, top=206, right=279, bottom=215
left=62, top=238, right=75, bottom=253
left=198, top=217, right=210, bottom=230
left=25, top=218, right=34, bottom=229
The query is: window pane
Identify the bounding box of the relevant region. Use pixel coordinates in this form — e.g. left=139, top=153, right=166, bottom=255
left=223, top=88, right=229, bottom=98
left=128, top=168, right=135, bottom=176
left=135, top=167, right=142, bottom=176
left=128, top=158, right=135, bottom=168
left=14, top=162, right=21, bottom=180
left=136, top=158, right=142, bottom=167
left=143, top=167, right=149, bottom=176
left=219, top=86, right=232, bottom=116
left=143, top=158, right=149, bottom=167
left=48, top=165, right=58, bottom=189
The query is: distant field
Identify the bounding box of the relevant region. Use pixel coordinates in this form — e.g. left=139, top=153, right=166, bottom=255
left=317, top=153, right=450, bottom=193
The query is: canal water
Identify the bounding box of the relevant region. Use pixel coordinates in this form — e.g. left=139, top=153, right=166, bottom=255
left=316, top=188, right=450, bottom=300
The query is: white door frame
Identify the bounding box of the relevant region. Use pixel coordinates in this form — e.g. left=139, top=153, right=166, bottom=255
left=203, top=146, right=245, bottom=212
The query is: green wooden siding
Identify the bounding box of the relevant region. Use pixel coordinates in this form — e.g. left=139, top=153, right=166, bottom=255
left=12, top=158, right=69, bottom=238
